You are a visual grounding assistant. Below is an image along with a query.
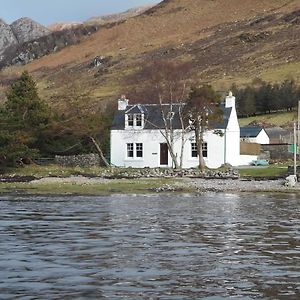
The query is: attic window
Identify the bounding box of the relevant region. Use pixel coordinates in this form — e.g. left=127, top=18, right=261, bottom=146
left=136, top=114, right=142, bottom=126
left=128, top=114, right=134, bottom=126
left=126, top=113, right=143, bottom=128
left=167, top=112, right=175, bottom=119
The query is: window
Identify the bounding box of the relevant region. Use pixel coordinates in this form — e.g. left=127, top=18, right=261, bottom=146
left=128, top=114, right=134, bottom=126
left=136, top=143, right=143, bottom=157
left=202, top=142, right=208, bottom=158
left=127, top=143, right=143, bottom=158
left=191, top=142, right=208, bottom=158
left=136, top=114, right=142, bottom=127
left=167, top=111, right=175, bottom=119
left=127, top=143, right=134, bottom=157
left=191, top=143, right=197, bottom=157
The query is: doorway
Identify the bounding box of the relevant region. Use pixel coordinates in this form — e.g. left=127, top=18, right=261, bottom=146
left=160, top=143, right=168, bottom=165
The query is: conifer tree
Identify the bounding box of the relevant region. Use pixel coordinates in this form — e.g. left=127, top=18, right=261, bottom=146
left=0, top=71, right=51, bottom=167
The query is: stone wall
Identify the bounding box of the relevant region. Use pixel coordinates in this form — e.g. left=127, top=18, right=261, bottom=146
left=55, top=154, right=100, bottom=167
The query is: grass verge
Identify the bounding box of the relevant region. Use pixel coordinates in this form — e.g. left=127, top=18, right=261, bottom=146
left=0, top=178, right=190, bottom=195
left=239, top=165, right=288, bottom=178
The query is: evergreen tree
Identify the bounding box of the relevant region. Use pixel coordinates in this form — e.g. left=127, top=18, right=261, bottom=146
left=0, top=71, right=51, bottom=167
left=279, top=79, right=298, bottom=111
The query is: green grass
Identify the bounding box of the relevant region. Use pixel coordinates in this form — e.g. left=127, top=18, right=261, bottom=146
left=239, top=111, right=296, bottom=127
left=0, top=178, right=186, bottom=195
left=3, top=164, right=108, bottom=178
left=261, top=61, right=300, bottom=84
left=239, top=165, right=288, bottom=178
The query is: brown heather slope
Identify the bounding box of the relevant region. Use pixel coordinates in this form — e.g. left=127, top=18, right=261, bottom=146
left=0, top=0, right=300, bottom=109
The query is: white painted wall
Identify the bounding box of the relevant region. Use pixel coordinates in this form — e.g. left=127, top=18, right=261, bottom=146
left=224, top=94, right=240, bottom=166
left=110, top=129, right=228, bottom=169
left=111, top=92, right=242, bottom=169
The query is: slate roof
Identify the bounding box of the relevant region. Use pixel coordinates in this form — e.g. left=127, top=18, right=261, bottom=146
left=112, top=103, right=231, bottom=130
left=240, top=126, right=264, bottom=138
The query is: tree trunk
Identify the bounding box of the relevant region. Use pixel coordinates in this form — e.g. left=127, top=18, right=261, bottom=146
left=196, top=125, right=205, bottom=171
left=89, top=136, right=110, bottom=167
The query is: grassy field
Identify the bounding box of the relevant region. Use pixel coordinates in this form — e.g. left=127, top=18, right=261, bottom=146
left=239, top=111, right=296, bottom=127
left=238, top=165, right=289, bottom=178
left=3, top=164, right=108, bottom=178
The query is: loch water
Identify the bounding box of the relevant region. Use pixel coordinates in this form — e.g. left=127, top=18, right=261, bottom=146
left=0, top=193, right=299, bottom=299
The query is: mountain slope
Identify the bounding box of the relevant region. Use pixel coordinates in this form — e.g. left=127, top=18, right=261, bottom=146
left=1, top=0, right=300, bottom=109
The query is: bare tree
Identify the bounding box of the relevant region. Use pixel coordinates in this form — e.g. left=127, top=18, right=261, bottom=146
left=125, top=60, right=192, bottom=169
left=185, top=85, right=221, bottom=170
left=51, top=81, right=114, bottom=167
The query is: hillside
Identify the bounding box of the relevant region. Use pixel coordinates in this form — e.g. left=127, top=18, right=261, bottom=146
left=1, top=0, right=300, bottom=112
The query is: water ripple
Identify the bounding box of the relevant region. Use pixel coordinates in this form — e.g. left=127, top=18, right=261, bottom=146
left=0, top=193, right=299, bottom=299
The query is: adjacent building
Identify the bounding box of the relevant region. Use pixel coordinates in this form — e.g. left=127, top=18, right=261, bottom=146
left=240, top=126, right=270, bottom=144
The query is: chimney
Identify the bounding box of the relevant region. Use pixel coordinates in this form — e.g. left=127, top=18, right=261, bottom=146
left=225, top=91, right=235, bottom=108
left=118, top=95, right=129, bottom=110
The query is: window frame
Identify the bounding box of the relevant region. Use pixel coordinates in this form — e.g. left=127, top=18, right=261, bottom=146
left=127, top=143, right=134, bottom=158
left=202, top=142, right=208, bottom=158
left=191, top=142, right=197, bottom=158
left=135, top=114, right=142, bottom=127
left=136, top=143, right=143, bottom=158
left=190, top=142, right=208, bottom=158
left=127, top=114, right=134, bottom=127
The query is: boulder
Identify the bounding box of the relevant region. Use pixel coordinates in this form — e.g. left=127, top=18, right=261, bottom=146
left=285, top=175, right=297, bottom=187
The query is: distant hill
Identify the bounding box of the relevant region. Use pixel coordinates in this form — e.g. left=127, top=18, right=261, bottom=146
left=0, top=0, right=300, bottom=114
left=86, top=5, right=154, bottom=25
left=48, top=22, right=83, bottom=32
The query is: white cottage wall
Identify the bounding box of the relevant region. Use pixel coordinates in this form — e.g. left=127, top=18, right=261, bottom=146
left=111, top=92, right=241, bottom=169
left=111, top=129, right=226, bottom=169
left=224, top=94, right=241, bottom=167
left=111, top=130, right=181, bottom=168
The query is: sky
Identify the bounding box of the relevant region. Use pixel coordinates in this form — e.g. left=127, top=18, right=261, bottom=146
left=1, top=0, right=161, bottom=25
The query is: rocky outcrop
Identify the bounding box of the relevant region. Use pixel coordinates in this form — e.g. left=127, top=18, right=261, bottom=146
left=0, top=17, right=50, bottom=63
left=0, top=24, right=98, bottom=68
left=0, top=19, right=18, bottom=55
left=10, top=17, right=51, bottom=44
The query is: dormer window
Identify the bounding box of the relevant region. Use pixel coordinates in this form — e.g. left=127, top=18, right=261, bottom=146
left=125, top=105, right=146, bottom=129
left=128, top=114, right=134, bottom=126
left=125, top=113, right=144, bottom=128
left=136, top=114, right=142, bottom=127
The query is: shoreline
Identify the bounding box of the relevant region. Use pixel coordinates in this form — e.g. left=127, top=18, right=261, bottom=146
left=0, top=176, right=299, bottom=196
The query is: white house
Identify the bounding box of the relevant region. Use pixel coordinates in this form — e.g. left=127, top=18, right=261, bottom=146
left=110, top=92, right=241, bottom=169
left=240, top=127, right=270, bottom=144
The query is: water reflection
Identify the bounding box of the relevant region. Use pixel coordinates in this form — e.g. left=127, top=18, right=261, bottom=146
left=0, top=193, right=299, bottom=299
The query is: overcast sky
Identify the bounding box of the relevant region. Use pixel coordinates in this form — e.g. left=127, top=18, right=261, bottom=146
left=1, top=0, right=161, bottom=25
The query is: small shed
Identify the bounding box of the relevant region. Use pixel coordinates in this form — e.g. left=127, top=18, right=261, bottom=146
left=240, top=126, right=270, bottom=144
